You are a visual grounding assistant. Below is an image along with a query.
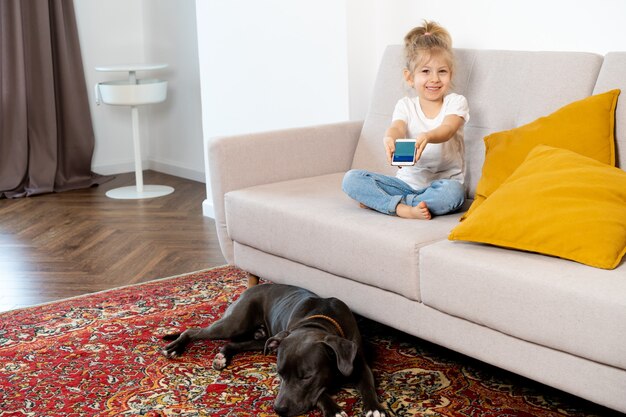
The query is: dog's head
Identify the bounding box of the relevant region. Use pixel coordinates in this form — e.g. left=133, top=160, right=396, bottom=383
left=264, top=328, right=358, bottom=416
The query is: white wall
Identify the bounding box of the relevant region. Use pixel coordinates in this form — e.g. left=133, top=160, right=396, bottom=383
left=346, top=0, right=378, bottom=120
left=196, top=0, right=350, bottom=216
left=402, top=0, right=626, bottom=53
left=74, top=0, right=204, bottom=181
left=348, top=0, right=626, bottom=121
left=144, top=1, right=204, bottom=181
left=196, top=1, right=349, bottom=137
left=74, top=0, right=146, bottom=174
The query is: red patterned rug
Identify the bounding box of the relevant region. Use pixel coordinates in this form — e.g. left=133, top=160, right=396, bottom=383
left=0, top=266, right=622, bottom=416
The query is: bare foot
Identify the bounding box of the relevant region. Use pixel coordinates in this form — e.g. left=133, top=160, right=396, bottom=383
left=359, top=203, right=373, bottom=210
left=396, top=201, right=431, bottom=220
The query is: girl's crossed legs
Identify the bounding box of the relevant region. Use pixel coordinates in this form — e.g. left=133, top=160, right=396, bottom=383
left=341, top=169, right=465, bottom=219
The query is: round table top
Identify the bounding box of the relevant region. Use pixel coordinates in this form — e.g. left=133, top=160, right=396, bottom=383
left=95, top=63, right=168, bottom=72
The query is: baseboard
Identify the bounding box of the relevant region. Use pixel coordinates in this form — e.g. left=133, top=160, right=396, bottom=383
left=202, top=199, right=215, bottom=218
left=93, top=160, right=205, bottom=183
left=149, top=160, right=205, bottom=183
left=93, top=161, right=139, bottom=176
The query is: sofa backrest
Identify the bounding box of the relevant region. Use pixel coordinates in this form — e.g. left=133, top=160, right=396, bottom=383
left=593, top=52, right=626, bottom=168
left=351, top=46, right=606, bottom=198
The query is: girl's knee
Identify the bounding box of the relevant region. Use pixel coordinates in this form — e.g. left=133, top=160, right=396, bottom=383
left=445, top=181, right=465, bottom=210
left=431, top=180, right=465, bottom=213
left=434, top=179, right=464, bottom=195
left=342, top=169, right=367, bottom=191
left=449, top=180, right=465, bottom=196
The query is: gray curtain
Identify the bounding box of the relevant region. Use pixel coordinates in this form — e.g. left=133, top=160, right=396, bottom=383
left=0, top=0, right=109, bottom=198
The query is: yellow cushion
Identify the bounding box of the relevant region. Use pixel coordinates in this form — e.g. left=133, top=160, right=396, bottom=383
left=463, top=89, right=620, bottom=220
left=449, top=145, right=626, bottom=269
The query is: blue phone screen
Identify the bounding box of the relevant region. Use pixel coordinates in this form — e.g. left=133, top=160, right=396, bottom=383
left=393, top=141, right=416, bottom=162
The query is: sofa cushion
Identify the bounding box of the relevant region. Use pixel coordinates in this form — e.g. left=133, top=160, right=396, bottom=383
left=449, top=145, right=626, bottom=269
left=225, top=172, right=463, bottom=301
left=419, top=240, right=626, bottom=370
left=594, top=52, right=626, bottom=169
left=464, top=89, right=620, bottom=218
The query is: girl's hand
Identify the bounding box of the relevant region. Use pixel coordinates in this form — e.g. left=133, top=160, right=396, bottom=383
left=384, top=136, right=395, bottom=164
left=414, top=133, right=429, bottom=162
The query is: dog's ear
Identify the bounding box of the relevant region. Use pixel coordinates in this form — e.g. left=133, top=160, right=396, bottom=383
left=321, top=335, right=358, bottom=376
left=264, top=330, right=290, bottom=355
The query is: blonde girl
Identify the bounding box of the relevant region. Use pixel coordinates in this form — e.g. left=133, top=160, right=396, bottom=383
left=342, top=20, right=469, bottom=220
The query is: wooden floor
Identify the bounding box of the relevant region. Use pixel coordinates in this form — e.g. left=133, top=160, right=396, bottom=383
left=0, top=171, right=226, bottom=312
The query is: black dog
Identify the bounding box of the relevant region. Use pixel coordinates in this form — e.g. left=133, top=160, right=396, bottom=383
left=162, top=283, right=386, bottom=417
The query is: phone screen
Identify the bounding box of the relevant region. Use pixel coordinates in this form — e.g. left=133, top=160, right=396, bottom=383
left=392, top=141, right=416, bottom=163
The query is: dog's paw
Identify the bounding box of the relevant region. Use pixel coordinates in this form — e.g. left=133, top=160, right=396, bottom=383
left=161, top=333, right=189, bottom=359
left=162, top=340, right=187, bottom=358
left=334, top=412, right=348, bottom=417
left=365, top=411, right=385, bottom=417
left=212, top=353, right=227, bottom=370
left=162, top=349, right=178, bottom=358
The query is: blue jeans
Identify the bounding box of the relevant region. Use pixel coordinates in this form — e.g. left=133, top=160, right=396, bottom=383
left=342, top=169, right=465, bottom=216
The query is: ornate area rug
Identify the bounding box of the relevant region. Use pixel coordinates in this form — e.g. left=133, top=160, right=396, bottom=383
left=0, top=266, right=622, bottom=416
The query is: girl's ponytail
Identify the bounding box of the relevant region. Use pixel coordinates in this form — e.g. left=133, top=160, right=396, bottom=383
left=404, top=20, right=454, bottom=73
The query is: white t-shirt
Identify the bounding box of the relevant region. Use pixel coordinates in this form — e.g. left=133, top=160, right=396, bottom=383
left=392, top=93, right=470, bottom=190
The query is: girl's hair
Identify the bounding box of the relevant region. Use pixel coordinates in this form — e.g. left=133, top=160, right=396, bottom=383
left=404, top=20, right=454, bottom=74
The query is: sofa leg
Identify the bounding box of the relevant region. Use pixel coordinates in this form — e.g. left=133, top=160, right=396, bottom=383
left=247, top=273, right=259, bottom=287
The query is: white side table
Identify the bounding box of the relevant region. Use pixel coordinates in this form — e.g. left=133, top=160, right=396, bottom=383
left=95, top=64, right=174, bottom=199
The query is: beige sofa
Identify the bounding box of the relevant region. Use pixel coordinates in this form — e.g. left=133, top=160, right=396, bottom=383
left=207, top=46, right=626, bottom=413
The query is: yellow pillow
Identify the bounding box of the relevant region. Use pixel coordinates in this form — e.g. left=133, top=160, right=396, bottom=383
left=463, top=89, right=620, bottom=220
left=449, top=145, right=626, bottom=270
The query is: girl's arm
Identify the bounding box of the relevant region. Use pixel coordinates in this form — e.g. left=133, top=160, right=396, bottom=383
left=415, top=114, right=465, bottom=161
left=383, top=120, right=408, bottom=164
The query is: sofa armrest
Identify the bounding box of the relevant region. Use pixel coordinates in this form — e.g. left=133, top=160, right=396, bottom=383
left=208, top=120, right=363, bottom=263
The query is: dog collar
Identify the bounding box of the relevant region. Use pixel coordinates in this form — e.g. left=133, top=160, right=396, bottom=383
left=304, top=314, right=345, bottom=339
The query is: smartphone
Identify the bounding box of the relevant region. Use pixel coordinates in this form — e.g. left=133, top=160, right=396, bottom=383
left=391, top=139, right=417, bottom=166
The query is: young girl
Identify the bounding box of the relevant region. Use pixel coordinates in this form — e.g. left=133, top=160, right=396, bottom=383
left=342, top=21, right=469, bottom=220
